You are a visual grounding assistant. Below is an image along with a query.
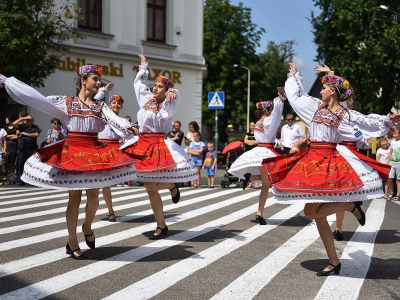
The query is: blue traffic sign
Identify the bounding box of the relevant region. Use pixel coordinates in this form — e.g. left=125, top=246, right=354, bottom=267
left=208, top=92, right=225, bottom=109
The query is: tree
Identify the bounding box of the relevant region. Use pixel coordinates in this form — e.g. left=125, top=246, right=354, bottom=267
left=310, top=0, right=400, bottom=114
left=202, top=0, right=265, bottom=142
left=0, top=0, right=82, bottom=122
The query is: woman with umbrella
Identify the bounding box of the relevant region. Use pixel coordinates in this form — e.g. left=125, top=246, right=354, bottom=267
left=228, top=87, right=286, bottom=225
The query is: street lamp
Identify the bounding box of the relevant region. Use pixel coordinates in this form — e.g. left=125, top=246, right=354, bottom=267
left=380, top=5, right=400, bottom=16
left=234, top=64, right=251, bottom=132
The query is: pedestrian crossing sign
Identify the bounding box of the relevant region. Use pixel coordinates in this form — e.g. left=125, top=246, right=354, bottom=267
left=208, top=92, right=225, bottom=109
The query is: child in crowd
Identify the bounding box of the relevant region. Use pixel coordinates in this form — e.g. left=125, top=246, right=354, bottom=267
left=377, top=136, right=391, bottom=199
left=188, top=131, right=205, bottom=188
left=203, top=141, right=217, bottom=188
left=387, top=128, right=400, bottom=201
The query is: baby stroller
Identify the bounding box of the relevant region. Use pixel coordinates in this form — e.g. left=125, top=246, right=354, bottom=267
left=220, top=141, right=245, bottom=188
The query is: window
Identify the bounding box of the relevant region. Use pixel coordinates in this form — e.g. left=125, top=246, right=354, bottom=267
left=147, top=0, right=166, bottom=42
left=78, top=0, right=102, bottom=31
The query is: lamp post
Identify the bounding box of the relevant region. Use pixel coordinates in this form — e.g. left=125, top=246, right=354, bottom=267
left=380, top=5, right=400, bottom=16
left=234, top=64, right=251, bottom=132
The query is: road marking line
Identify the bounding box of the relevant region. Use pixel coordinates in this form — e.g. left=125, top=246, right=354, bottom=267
left=315, top=199, right=386, bottom=300
left=104, top=204, right=304, bottom=300
left=0, top=190, right=259, bottom=277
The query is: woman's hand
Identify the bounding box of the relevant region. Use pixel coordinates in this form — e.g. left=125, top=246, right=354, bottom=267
left=104, top=82, right=114, bottom=91
left=166, top=91, right=177, bottom=103
left=313, top=63, right=332, bottom=74
left=138, top=54, right=147, bottom=65
left=289, top=62, right=297, bottom=74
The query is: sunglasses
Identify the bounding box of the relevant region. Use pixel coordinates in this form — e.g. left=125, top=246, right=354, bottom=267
left=286, top=118, right=294, bottom=121
left=53, top=122, right=60, bottom=124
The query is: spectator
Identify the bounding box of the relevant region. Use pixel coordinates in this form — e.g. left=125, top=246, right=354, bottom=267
left=279, top=113, right=306, bottom=154
left=167, top=120, right=184, bottom=146
left=188, top=131, right=205, bottom=188
left=41, top=118, right=67, bottom=147
left=387, top=127, right=400, bottom=201
left=0, top=124, right=6, bottom=183
left=202, top=141, right=217, bottom=188
left=13, top=115, right=42, bottom=185
left=4, top=115, right=18, bottom=175
left=184, top=121, right=200, bottom=147
left=244, top=122, right=259, bottom=188
left=125, top=116, right=132, bottom=124
left=377, top=137, right=391, bottom=200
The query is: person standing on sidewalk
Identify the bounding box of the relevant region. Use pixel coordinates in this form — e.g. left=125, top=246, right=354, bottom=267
left=203, top=141, right=217, bottom=188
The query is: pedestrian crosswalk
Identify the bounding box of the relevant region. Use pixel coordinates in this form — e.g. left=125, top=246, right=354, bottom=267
left=0, top=186, right=395, bottom=299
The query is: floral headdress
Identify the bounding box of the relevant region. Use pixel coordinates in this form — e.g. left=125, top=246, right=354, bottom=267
left=109, top=95, right=124, bottom=104
left=346, top=88, right=354, bottom=97
left=256, top=101, right=273, bottom=109
left=321, top=75, right=350, bottom=90
left=76, top=65, right=103, bottom=77
left=155, top=76, right=174, bottom=88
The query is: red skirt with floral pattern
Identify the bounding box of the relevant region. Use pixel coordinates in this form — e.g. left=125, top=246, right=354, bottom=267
left=35, top=132, right=141, bottom=171
left=263, top=142, right=364, bottom=194
left=123, top=132, right=177, bottom=172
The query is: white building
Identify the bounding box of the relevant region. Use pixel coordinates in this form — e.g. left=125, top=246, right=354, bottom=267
left=30, top=0, right=206, bottom=144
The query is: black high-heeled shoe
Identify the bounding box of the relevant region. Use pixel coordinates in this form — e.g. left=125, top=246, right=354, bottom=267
left=82, top=223, right=95, bottom=249
left=243, top=173, right=251, bottom=190
left=170, top=184, right=180, bottom=204
left=66, top=243, right=88, bottom=260
left=255, top=215, right=267, bottom=225
left=333, top=230, right=344, bottom=241
left=149, top=226, right=168, bottom=240
left=351, top=201, right=365, bottom=226
left=316, top=262, right=341, bottom=276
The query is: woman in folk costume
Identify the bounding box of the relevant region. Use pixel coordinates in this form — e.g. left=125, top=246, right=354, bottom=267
left=263, top=62, right=400, bottom=276
left=122, top=54, right=197, bottom=239
left=228, top=87, right=286, bottom=225
left=0, top=66, right=140, bottom=260
left=313, top=64, right=389, bottom=241
left=95, top=88, right=135, bottom=222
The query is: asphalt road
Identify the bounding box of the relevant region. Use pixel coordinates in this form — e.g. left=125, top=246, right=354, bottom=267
left=0, top=185, right=399, bottom=300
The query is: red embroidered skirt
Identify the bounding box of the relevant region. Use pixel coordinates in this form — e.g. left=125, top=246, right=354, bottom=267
left=35, top=132, right=140, bottom=171
left=263, top=141, right=364, bottom=194
left=340, top=142, right=390, bottom=182
left=123, top=132, right=177, bottom=172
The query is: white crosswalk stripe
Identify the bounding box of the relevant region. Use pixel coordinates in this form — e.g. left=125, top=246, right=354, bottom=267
left=0, top=186, right=393, bottom=299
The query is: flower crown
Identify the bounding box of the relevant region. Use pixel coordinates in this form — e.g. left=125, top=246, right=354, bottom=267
left=76, top=65, right=103, bottom=77
left=155, top=76, right=174, bottom=88
left=109, top=95, right=124, bottom=104
left=321, top=75, right=350, bottom=90
left=256, top=101, right=273, bottom=109
left=346, top=89, right=354, bottom=96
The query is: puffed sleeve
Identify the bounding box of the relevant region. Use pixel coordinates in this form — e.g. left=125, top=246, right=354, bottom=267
left=346, top=110, right=392, bottom=138
left=263, top=95, right=286, bottom=141
left=94, top=87, right=107, bottom=101
left=0, top=75, right=67, bottom=119
left=134, top=63, right=153, bottom=108
left=284, top=73, right=321, bottom=128
left=101, top=104, right=134, bottom=140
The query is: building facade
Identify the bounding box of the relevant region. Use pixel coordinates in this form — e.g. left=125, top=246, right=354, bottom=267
left=29, top=0, right=206, bottom=143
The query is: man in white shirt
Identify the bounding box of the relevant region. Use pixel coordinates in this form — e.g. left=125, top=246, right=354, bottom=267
left=279, top=113, right=306, bottom=154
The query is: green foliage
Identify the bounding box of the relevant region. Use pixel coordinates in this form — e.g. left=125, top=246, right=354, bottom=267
left=310, top=0, right=400, bottom=114
left=203, top=0, right=265, bottom=141
left=0, top=0, right=83, bottom=87
left=203, top=0, right=295, bottom=141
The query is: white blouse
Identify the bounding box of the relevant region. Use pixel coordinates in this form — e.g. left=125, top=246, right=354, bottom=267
left=285, top=73, right=392, bottom=143
left=254, top=95, right=285, bottom=143
left=0, top=75, right=132, bottom=139
left=134, top=63, right=180, bottom=133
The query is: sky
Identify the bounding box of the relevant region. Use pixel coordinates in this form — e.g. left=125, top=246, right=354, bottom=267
left=229, top=0, right=322, bottom=92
